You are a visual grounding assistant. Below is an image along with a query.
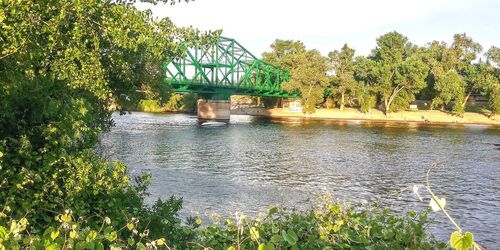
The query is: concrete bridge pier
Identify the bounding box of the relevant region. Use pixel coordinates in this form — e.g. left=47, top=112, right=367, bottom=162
left=197, top=99, right=231, bottom=121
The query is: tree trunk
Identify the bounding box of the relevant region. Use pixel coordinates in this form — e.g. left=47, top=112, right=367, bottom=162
left=384, top=85, right=405, bottom=115
left=340, top=92, right=345, bottom=111
left=384, top=97, right=389, bottom=115
left=462, top=91, right=472, bottom=107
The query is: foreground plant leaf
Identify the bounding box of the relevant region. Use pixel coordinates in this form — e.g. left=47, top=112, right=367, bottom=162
left=429, top=196, right=446, bottom=211
left=450, top=231, right=474, bottom=250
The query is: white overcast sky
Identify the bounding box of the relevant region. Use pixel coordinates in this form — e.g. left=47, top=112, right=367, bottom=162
left=136, top=0, right=500, bottom=58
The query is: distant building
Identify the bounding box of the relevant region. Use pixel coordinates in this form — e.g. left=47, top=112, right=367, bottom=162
left=282, top=99, right=302, bottom=112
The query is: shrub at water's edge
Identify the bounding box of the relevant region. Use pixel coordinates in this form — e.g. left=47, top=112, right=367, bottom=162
left=136, top=93, right=198, bottom=113
left=0, top=198, right=446, bottom=249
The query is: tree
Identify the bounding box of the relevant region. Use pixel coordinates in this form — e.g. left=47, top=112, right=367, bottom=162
left=486, top=46, right=500, bottom=115
left=486, top=46, right=500, bottom=66
left=328, top=44, right=358, bottom=111
left=422, top=41, right=465, bottom=114
left=369, top=32, right=428, bottom=114
left=450, top=34, right=483, bottom=107
left=0, top=0, right=215, bottom=229
left=263, top=40, right=329, bottom=113
left=353, top=56, right=377, bottom=113
left=431, top=69, right=465, bottom=113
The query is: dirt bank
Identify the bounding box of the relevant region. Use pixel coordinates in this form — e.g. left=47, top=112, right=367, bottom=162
left=265, top=108, right=500, bottom=126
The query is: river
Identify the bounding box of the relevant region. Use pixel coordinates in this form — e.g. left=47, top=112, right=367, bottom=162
left=100, top=112, right=500, bottom=247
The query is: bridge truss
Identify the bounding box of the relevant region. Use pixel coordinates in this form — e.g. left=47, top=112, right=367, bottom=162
left=164, top=36, right=298, bottom=99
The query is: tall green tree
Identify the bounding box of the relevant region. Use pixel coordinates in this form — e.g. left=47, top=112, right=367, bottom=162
left=369, top=32, right=428, bottom=114
left=0, top=0, right=215, bottom=229
left=486, top=46, right=500, bottom=66
left=450, top=34, right=483, bottom=107
left=263, top=40, right=329, bottom=113
left=353, top=56, right=378, bottom=113
left=328, top=44, right=357, bottom=111
left=486, top=46, right=500, bottom=115
left=423, top=41, right=466, bottom=114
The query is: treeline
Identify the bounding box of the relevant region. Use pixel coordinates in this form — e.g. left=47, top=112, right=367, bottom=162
left=263, top=32, right=500, bottom=116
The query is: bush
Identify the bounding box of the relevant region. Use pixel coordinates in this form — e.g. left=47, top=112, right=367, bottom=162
left=0, top=199, right=446, bottom=250
left=0, top=209, right=170, bottom=249
left=192, top=200, right=445, bottom=250
left=137, top=93, right=199, bottom=113
left=138, top=100, right=162, bottom=112
left=488, top=86, right=500, bottom=116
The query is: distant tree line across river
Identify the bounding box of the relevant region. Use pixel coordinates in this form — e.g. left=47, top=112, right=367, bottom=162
left=261, top=33, right=500, bottom=116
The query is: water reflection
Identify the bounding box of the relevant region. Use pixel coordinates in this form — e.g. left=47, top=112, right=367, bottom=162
left=101, top=112, right=500, bottom=248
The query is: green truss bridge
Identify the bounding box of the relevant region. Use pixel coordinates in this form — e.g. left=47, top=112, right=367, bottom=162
left=164, top=36, right=298, bottom=100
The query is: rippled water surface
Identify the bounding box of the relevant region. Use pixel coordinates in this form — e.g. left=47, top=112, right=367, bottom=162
left=100, top=112, right=500, bottom=247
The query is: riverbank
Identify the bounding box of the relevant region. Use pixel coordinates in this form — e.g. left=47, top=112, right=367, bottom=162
left=264, top=107, right=500, bottom=126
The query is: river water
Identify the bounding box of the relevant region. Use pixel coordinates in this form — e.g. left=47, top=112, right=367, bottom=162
left=100, top=112, right=500, bottom=247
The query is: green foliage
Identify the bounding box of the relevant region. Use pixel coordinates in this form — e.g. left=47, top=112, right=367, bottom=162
left=0, top=0, right=215, bottom=237
left=163, top=94, right=184, bottom=111
left=0, top=210, right=171, bottom=250
left=261, top=32, right=498, bottom=116
left=356, top=83, right=377, bottom=113
left=263, top=40, right=329, bottom=113
left=450, top=231, right=474, bottom=250
left=137, top=93, right=198, bottom=112
left=369, top=32, right=428, bottom=114
left=488, top=85, right=500, bottom=116
left=138, top=99, right=162, bottom=112
left=191, top=200, right=445, bottom=249
left=328, top=44, right=358, bottom=111
left=0, top=200, right=447, bottom=249
left=431, top=70, right=465, bottom=114
left=486, top=46, right=500, bottom=66
left=421, top=35, right=499, bottom=116
left=181, top=93, right=199, bottom=112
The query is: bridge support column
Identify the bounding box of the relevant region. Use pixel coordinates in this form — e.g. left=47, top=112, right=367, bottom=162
left=197, top=99, right=231, bottom=121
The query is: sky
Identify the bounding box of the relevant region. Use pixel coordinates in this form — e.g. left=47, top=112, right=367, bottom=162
left=136, top=0, right=500, bottom=58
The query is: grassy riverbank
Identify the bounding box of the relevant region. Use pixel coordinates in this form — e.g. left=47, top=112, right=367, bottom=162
left=265, top=108, right=500, bottom=126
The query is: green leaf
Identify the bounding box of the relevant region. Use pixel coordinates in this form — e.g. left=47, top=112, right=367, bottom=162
left=105, top=231, right=117, bottom=242
left=258, top=242, right=276, bottom=250
left=271, top=234, right=281, bottom=243
left=95, top=242, right=104, bottom=250
left=450, top=231, right=474, bottom=250
left=60, top=214, right=72, bottom=223
left=136, top=242, right=146, bottom=250
left=250, top=226, right=260, bottom=241
left=0, top=226, right=7, bottom=239
left=50, top=230, right=60, bottom=240
left=282, top=229, right=298, bottom=245
left=128, top=238, right=135, bottom=246
left=86, top=230, right=97, bottom=241
left=268, top=206, right=278, bottom=216
left=195, top=218, right=202, bottom=225
left=45, top=243, right=59, bottom=250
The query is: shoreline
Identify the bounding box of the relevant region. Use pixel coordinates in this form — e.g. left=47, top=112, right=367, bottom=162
left=263, top=108, right=500, bottom=127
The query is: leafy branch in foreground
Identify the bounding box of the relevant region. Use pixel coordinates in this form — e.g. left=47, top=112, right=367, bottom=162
left=413, top=164, right=483, bottom=250
left=190, top=197, right=444, bottom=250
left=0, top=208, right=170, bottom=249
